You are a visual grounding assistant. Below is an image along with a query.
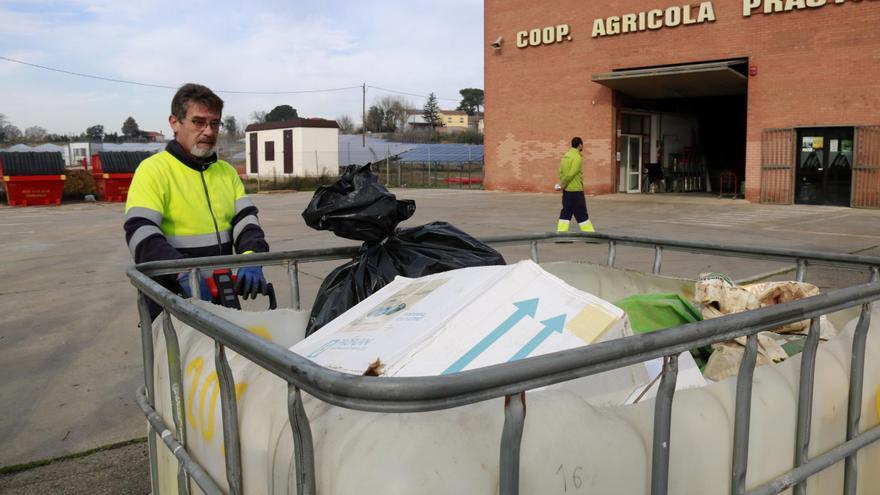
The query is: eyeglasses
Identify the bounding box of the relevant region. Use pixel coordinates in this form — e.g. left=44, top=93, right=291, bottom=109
left=183, top=117, right=224, bottom=131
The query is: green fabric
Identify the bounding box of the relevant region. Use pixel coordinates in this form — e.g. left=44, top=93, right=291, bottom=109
left=781, top=337, right=806, bottom=357
left=558, top=148, right=583, bottom=192
left=614, top=293, right=703, bottom=334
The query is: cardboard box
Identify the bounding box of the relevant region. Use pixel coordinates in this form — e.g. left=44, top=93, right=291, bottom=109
left=292, top=260, right=634, bottom=378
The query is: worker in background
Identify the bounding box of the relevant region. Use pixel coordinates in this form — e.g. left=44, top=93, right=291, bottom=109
left=124, top=83, right=269, bottom=315
left=556, top=136, right=595, bottom=233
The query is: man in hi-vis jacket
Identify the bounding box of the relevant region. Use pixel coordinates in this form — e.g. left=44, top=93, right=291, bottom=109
left=124, top=83, right=269, bottom=316
left=556, top=136, right=595, bottom=233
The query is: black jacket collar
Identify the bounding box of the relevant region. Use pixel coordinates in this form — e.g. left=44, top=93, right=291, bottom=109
left=166, top=140, right=218, bottom=172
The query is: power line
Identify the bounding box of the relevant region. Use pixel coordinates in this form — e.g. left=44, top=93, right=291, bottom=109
left=367, top=85, right=459, bottom=102
left=0, top=55, right=362, bottom=95
left=0, top=55, right=467, bottom=107
left=0, top=55, right=178, bottom=90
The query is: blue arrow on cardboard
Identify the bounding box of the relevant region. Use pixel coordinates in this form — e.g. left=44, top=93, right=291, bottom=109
left=508, top=314, right=566, bottom=362
left=442, top=298, right=539, bottom=374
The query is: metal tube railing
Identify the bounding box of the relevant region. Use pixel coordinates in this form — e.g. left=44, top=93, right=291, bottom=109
left=844, top=304, right=873, bottom=495
left=287, top=260, right=301, bottom=311
left=137, top=293, right=161, bottom=493
left=130, top=233, right=880, bottom=495
left=650, top=355, right=678, bottom=495
left=747, top=423, right=880, bottom=495
left=161, top=312, right=191, bottom=495
left=134, top=233, right=880, bottom=278
left=731, top=333, right=759, bottom=495
left=793, top=317, right=821, bottom=495
left=288, top=385, right=317, bottom=495
left=653, top=245, right=663, bottom=275
left=129, top=271, right=880, bottom=412
left=796, top=259, right=807, bottom=282
left=607, top=240, right=616, bottom=267
left=500, top=392, right=527, bottom=495
left=136, top=386, right=224, bottom=495
left=215, top=342, right=243, bottom=495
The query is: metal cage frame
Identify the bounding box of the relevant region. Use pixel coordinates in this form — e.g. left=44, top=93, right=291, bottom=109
left=128, top=232, right=880, bottom=495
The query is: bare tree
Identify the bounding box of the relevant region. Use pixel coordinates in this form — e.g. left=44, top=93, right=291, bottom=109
left=365, top=105, right=385, bottom=132
left=223, top=115, right=240, bottom=137
left=376, top=95, right=410, bottom=132
left=249, top=110, right=267, bottom=124
left=24, top=126, right=48, bottom=141
left=336, top=114, right=354, bottom=133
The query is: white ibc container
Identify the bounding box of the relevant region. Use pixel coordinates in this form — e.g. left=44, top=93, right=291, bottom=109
left=152, top=264, right=880, bottom=494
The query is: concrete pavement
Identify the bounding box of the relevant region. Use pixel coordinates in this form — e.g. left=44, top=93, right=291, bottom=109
left=1, top=189, right=878, bottom=492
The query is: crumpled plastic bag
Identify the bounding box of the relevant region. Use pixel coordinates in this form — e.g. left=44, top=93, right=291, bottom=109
left=744, top=281, right=821, bottom=334
left=694, top=272, right=760, bottom=320
left=694, top=273, right=827, bottom=381
left=302, top=164, right=506, bottom=336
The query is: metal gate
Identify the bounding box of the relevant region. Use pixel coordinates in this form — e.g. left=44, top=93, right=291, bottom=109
left=760, top=128, right=795, bottom=204
left=853, top=126, right=880, bottom=209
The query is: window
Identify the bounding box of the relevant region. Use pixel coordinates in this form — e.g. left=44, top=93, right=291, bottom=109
left=265, top=141, right=275, bottom=161
left=459, top=117, right=465, bottom=123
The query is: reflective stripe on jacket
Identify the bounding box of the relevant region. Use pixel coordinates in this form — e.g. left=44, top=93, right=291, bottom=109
left=124, top=142, right=268, bottom=264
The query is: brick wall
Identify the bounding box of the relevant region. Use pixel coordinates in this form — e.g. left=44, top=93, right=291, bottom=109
left=484, top=0, right=880, bottom=201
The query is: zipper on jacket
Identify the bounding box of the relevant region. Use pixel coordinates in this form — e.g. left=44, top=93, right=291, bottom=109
left=199, top=169, right=223, bottom=256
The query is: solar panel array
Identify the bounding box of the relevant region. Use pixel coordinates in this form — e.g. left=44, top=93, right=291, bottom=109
left=398, top=144, right=483, bottom=163
left=338, top=135, right=416, bottom=166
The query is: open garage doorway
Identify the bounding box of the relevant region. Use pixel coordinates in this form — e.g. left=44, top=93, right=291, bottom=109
left=595, top=59, right=748, bottom=195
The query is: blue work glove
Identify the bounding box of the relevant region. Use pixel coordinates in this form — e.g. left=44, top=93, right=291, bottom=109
left=235, top=266, right=267, bottom=300
left=177, top=273, right=212, bottom=301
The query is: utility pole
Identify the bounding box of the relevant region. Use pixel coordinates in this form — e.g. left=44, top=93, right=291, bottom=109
left=362, top=83, right=366, bottom=147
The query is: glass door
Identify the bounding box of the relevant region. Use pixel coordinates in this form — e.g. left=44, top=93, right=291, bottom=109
left=621, top=134, right=642, bottom=193
left=795, top=127, right=853, bottom=206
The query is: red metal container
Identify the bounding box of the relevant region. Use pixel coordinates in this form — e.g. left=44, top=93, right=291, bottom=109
left=91, top=153, right=135, bottom=202
left=95, top=172, right=134, bottom=202
left=0, top=155, right=66, bottom=206
left=2, top=174, right=66, bottom=206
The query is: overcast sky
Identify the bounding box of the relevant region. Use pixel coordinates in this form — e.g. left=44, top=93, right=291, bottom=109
left=0, top=0, right=484, bottom=136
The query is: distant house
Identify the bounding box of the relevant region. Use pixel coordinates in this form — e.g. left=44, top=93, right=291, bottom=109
left=69, top=142, right=164, bottom=171
left=141, top=131, right=166, bottom=142
left=69, top=142, right=99, bottom=169
left=244, top=118, right=340, bottom=178
left=404, top=111, right=432, bottom=131
left=439, top=110, right=470, bottom=132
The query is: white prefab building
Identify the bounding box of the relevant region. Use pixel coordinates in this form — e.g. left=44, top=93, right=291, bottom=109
left=244, top=118, right=339, bottom=178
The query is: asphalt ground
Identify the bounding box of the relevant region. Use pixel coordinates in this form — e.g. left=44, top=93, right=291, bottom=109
left=1, top=189, right=879, bottom=493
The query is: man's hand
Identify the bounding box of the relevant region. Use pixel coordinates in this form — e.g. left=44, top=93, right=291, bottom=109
left=177, top=273, right=212, bottom=301
left=235, top=266, right=267, bottom=300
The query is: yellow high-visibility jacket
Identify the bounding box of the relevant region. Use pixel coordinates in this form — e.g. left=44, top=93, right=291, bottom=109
left=124, top=141, right=268, bottom=264
left=558, top=148, right=584, bottom=192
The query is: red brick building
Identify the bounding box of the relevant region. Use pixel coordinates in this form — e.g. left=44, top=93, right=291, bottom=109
left=484, top=0, right=880, bottom=207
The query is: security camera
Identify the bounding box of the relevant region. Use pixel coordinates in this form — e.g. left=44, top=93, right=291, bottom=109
left=490, top=36, right=503, bottom=49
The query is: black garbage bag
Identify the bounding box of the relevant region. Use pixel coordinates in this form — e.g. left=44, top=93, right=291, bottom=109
left=302, top=164, right=505, bottom=335
left=302, top=163, right=416, bottom=244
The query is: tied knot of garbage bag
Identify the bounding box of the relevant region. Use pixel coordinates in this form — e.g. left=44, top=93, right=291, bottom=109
left=301, top=164, right=505, bottom=336
left=302, top=163, right=416, bottom=245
